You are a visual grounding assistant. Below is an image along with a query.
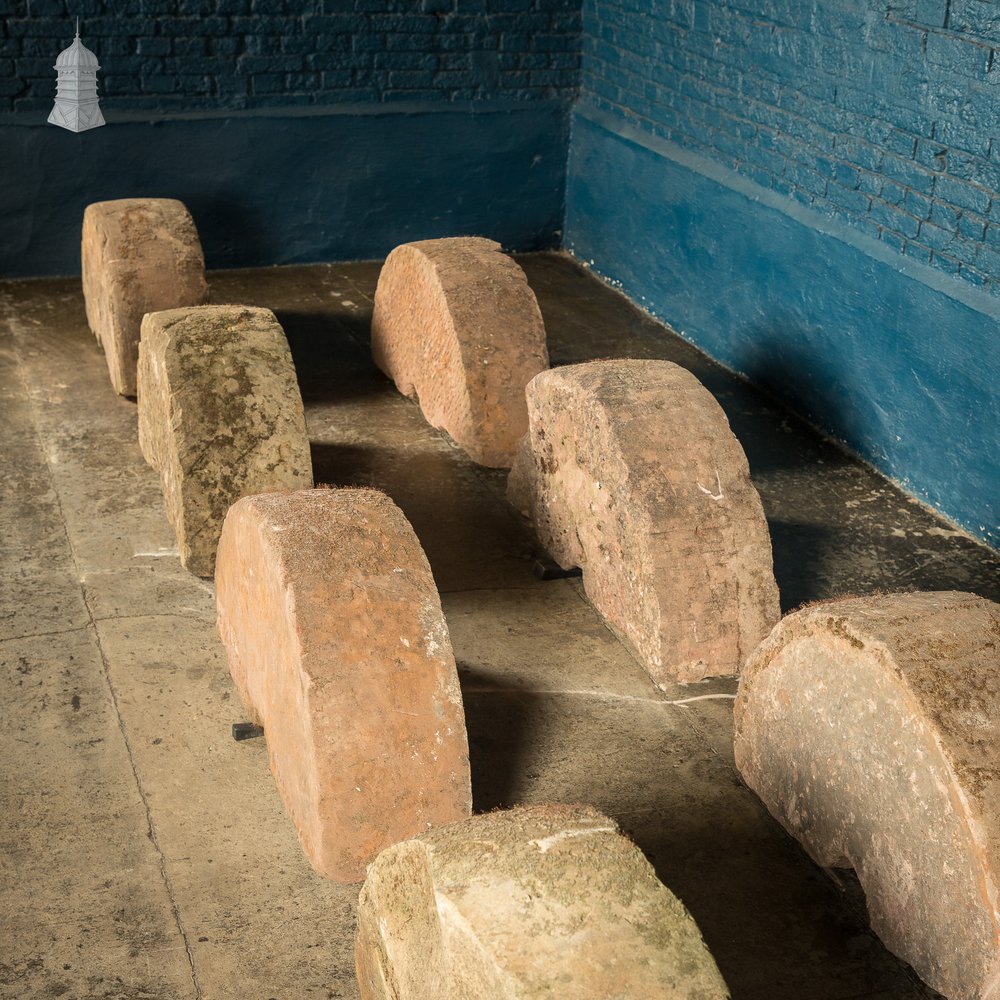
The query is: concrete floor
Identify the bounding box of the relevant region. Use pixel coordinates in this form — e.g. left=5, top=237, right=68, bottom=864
left=2, top=252, right=998, bottom=1000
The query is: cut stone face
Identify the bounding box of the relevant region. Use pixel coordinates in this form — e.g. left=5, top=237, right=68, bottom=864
left=82, top=198, right=208, bottom=396
left=215, top=488, right=472, bottom=883
left=355, top=803, right=730, bottom=1000
left=734, top=591, right=1000, bottom=1000
left=508, top=359, right=779, bottom=685
left=370, top=237, right=549, bottom=467
left=137, top=305, right=312, bottom=577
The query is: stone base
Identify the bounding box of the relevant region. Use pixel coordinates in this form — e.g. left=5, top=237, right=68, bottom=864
left=508, top=359, right=779, bottom=684
left=371, top=237, right=549, bottom=467
left=356, top=803, right=729, bottom=999
left=215, top=488, right=472, bottom=883
left=137, top=304, right=312, bottom=576
left=81, top=198, right=207, bottom=395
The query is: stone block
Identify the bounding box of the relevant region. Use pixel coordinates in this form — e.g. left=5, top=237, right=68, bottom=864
left=370, top=236, right=549, bottom=467
left=508, top=359, right=779, bottom=685
left=215, top=487, right=472, bottom=882
left=137, top=305, right=312, bottom=577
left=734, top=591, right=1000, bottom=1000
left=82, top=198, right=208, bottom=396
left=355, top=803, right=729, bottom=999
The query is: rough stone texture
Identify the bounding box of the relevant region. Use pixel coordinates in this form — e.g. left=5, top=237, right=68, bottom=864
left=137, top=305, right=312, bottom=577
left=81, top=198, right=208, bottom=396
left=370, top=237, right=549, bottom=467
left=734, top=591, right=1000, bottom=1000
left=508, top=359, right=780, bottom=685
left=355, top=803, right=730, bottom=1000
left=215, top=487, right=472, bottom=883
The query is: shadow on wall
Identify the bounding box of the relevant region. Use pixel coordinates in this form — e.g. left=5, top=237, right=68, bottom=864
left=738, top=316, right=869, bottom=459
left=186, top=194, right=273, bottom=271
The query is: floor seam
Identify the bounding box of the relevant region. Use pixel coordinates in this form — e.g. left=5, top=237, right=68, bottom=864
left=11, top=322, right=205, bottom=1000
left=0, top=622, right=93, bottom=644
left=460, top=684, right=737, bottom=708
left=92, top=611, right=216, bottom=626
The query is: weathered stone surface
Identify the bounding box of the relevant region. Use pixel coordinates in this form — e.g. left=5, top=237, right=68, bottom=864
left=734, top=591, right=1000, bottom=1000
left=508, top=359, right=779, bottom=685
left=215, top=487, right=472, bottom=883
left=356, top=803, right=729, bottom=1000
left=82, top=198, right=208, bottom=395
left=370, top=237, right=549, bottom=467
left=137, top=305, right=312, bottom=577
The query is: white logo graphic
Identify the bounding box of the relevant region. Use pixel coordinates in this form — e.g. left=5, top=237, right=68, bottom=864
left=48, top=19, right=105, bottom=132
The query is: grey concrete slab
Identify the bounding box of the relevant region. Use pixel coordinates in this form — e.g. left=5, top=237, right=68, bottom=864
left=0, top=428, right=90, bottom=642
left=0, top=565, right=91, bottom=642
left=5, top=304, right=210, bottom=622
left=94, top=615, right=358, bottom=1000
left=443, top=582, right=663, bottom=699
left=0, top=628, right=196, bottom=999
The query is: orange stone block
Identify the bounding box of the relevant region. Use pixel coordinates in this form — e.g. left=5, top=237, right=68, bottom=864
left=508, top=359, right=779, bottom=685
left=356, top=804, right=729, bottom=999
left=735, top=592, right=1000, bottom=1000
left=215, top=488, right=472, bottom=883
left=371, top=237, right=549, bottom=467
left=82, top=198, right=208, bottom=396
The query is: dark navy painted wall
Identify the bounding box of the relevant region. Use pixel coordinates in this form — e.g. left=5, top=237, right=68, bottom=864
left=0, top=0, right=579, bottom=275
left=565, top=1, right=1000, bottom=547
left=1, top=102, right=569, bottom=276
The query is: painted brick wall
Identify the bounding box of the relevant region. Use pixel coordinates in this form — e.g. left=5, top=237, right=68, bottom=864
left=2, top=0, right=580, bottom=114
left=580, top=0, right=1000, bottom=296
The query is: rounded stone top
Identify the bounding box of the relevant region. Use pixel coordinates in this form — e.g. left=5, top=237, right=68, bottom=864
left=55, top=34, right=99, bottom=70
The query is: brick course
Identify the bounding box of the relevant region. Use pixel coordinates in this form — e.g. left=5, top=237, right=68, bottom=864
left=5, top=0, right=580, bottom=115
left=581, top=0, right=1000, bottom=295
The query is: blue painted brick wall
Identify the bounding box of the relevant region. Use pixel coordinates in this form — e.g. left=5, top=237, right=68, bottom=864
left=579, top=0, right=1000, bottom=296
left=2, top=0, right=581, bottom=114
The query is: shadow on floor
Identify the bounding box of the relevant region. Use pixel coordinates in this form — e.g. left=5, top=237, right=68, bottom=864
left=309, top=440, right=535, bottom=593
left=768, top=518, right=838, bottom=612
left=275, top=308, right=380, bottom=406
left=457, top=666, right=535, bottom=814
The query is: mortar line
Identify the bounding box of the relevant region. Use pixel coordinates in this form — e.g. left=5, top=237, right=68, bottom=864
left=10, top=324, right=204, bottom=1000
